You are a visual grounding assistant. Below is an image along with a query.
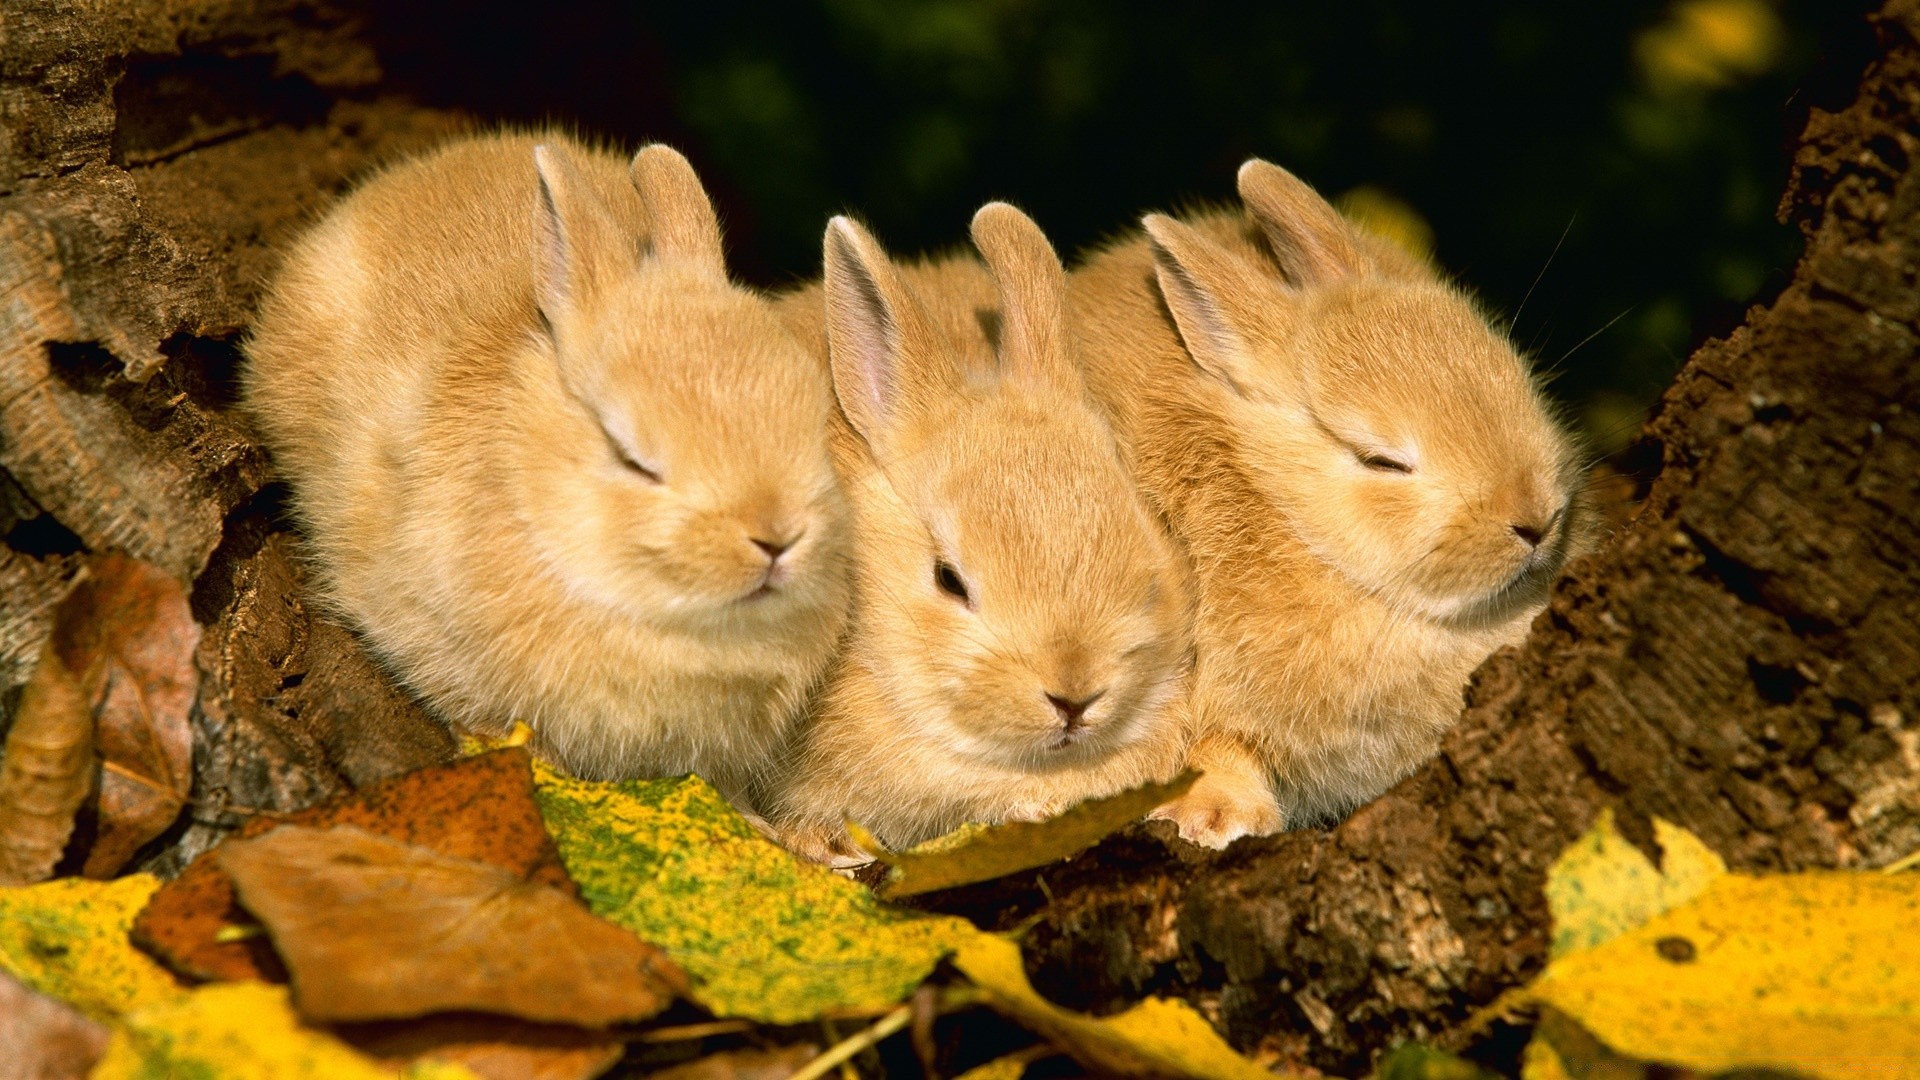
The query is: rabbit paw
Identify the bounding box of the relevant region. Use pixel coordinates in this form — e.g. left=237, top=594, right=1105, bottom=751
left=1000, top=796, right=1071, bottom=824
left=759, top=819, right=875, bottom=871
left=1150, top=774, right=1284, bottom=850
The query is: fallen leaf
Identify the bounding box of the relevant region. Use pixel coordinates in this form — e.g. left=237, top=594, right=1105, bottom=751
left=1543, top=808, right=1724, bottom=958
left=1522, top=816, right=1920, bottom=1079
left=952, top=933, right=1280, bottom=1080
left=0, top=874, right=185, bottom=1021
left=48, top=553, right=199, bottom=879
left=342, top=1015, right=624, bottom=1080
left=90, top=981, right=478, bottom=1080
left=133, top=748, right=572, bottom=982
left=0, top=641, right=94, bottom=886
left=0, top=968, right=110, bottom=1080
left=646, top=1045, right=818, bottom=1080
left=866, top=772, right=1198, bottom=899
left=533, top=763, right=972, bottom=1024
left=220, top=824, right=684, bottom=1026
left=1376, top=1042, right=1504, bottom=1080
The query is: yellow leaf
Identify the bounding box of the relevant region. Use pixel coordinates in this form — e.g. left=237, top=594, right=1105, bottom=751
left=952, top=1053, right=1034, bottom=1080
left=532, top=762, right=972, bottom=1023
left=870, top=772, right=1198, bottom=899
left=91, top=981, right=477, bottom=1080
left=0, top=874, right=183, bottom=1021
left=953, top=934, right=1277, bottom=1080
left=1526, top=868, right=1920, bottom=1078
left=1544, top=808, right=1724, bottom=958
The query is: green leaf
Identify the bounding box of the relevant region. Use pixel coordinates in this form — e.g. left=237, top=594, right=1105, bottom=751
left=1544, top=808, right=1724, bottom=958
left=0, top=875, right=185, bottom=1021
left=1375, top=1043, right=1502, bottom=1080
left=867, top=772, right=1198, bottom=899
left=532, top=763, right=972, bottom=1024
left=953, top=933, right=1282, bottom=1080
left=91, top=981, right=476, bottom=1080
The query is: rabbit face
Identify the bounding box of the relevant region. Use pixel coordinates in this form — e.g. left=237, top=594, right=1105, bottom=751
left=824, top=207, right=1190, bottom=772
left=1145, top=163, right=1587, bottom=630
left=1232, top=282, right=1583, bottom=627
left=856, top=399, right=1187, bottom=770
left=519, top=143, right=850, bottom=640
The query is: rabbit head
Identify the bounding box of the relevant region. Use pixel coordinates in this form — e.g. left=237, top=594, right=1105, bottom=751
left=824, top=204, right=1189, bottom=770
left=521, top=143, right=848, bottom=635
left=1144, top=160, right=1587, bottom=629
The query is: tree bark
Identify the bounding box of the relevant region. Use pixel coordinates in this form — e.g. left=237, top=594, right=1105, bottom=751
left=940, top=3, right=1920, bottom=1071
left=0, top=0, right=465, bottom=874
left=0, top=1, right=1914, bottom=1072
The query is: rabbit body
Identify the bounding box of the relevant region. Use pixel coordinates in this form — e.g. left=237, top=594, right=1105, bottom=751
left=1072, top=164, right=1590, bottom=846
left=764, top=206, right=1192, bottom=857
left=243, top=132, right=851, bottom=800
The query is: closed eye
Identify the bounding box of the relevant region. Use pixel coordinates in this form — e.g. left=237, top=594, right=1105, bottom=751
left=1356, top=450, right=1413, bottom=474
left=604, top=430, right=663, bottom=483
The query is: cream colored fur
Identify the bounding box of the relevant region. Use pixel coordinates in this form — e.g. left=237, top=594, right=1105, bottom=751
left=1071, top=160, right=1592, bottom=847
left=764, top=204, right=1192, bottom=858
left=242, top=132, right=851, bottom=802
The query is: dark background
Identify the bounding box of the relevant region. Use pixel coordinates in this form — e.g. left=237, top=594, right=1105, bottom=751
left=368, top=1, right=1873, bottom=453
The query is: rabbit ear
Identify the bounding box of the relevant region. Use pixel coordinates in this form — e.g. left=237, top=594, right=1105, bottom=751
left=969, top=202, right=1075, bottom=397
left=1236, top=159, right=1363, bottom=289
left=630, top=144, right=726, bottom=280
left=1143, top=214, right=1276, bottom=396
left=823, top=215, right=934, bottom=451
left=532, top=143, right=630, bottom=326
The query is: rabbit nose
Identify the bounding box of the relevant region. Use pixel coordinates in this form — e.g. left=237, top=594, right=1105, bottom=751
left=1045, top=690, right=1105, bottom=729
left=751, top=535, right=795, bottom=563
left=1511, top=502, right=1564, bottom=550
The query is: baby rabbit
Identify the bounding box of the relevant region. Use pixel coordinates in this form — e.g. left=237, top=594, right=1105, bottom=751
left=1071, top=160, right=1590, bottom=847
left=242, top=133, right=851, bottom=803
left=764, top=203, right=1192, bottom=859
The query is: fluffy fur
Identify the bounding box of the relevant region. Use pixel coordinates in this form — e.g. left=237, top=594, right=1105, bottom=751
left=764, top=204, right=1192, bottom=858
left=1072, top=160, right=1593, bottom=846
left=241, top=132, right=851, bottom=802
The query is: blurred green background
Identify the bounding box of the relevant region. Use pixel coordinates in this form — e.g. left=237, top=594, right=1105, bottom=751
left=373, top=1, right=1873, bottom=455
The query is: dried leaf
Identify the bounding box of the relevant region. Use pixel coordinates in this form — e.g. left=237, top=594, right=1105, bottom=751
left=0, top=874, right=185, bottom=1021
left=1524, top=816, right=1920, bottom=1078
left=343, top=1015, right=623, bottom=1080
left=952, top=934, right=1280, bottom=1080
left=1544, top=808, right=1725, bottom=958
left=134, top=748, right=572, bottom=982
left=950, top=1054, right=1037, bottom=1080
left=867, top=772, right=1198, bottom=899
left=49, top=553, right=199, bottom=879
left=532, top=763, right=972, bottom=1023
left=91, top=981, right=478, bottom=1080
left=0, top=968, right=110, bottom=1080
left=646, top=1045, right=818, bottom=1080
left=0, top=642, right=93, bottom=886
left=221, top=824, right=685, bottom=1026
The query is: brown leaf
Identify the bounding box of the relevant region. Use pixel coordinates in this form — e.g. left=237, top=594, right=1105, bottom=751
left=342, top=1015, right=623, bottom=1080
left=0, top=968, right=111, bottom=1080
left=0, top=641, right=94, bottom=886
left=133, top=747, right=572, bottom=982
left=646, top=1045, right=818, bottom=1080
left=46, top=553, right=199, bottom=879
left=219, top=824, right=686, bottom=1026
